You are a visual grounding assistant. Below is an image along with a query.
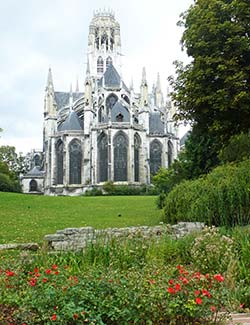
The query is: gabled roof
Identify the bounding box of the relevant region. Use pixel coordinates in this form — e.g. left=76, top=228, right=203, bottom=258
left=98, top=63, right=121, bottom=88
left=54, top=92, right=84, bottom=110
left=26, top=166, right=45, bottom=176
left=58, top=110, right=83, bottom=131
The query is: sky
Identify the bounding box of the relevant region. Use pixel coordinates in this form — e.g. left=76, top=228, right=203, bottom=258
left=0, top=0, right=193, bottom=154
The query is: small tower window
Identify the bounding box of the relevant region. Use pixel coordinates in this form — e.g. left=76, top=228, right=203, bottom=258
left=106, top=56, right=112, bottom=68
left=116, top=113, right=124, bottom=122
left=97, top=56, right=104, bottom=74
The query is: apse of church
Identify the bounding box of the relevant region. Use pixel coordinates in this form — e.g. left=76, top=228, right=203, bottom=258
left=22, top=9, right=179, bottom=195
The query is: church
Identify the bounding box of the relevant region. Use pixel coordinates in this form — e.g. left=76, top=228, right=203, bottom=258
left=21, top=10, right=179, bottom=195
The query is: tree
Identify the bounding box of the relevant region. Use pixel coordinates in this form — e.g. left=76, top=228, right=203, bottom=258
left=170, top=0, right=250, bottom=151
left=0, top=146, right=29, bottom=175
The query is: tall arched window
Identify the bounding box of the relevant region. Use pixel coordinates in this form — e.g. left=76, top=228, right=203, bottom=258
left=69, top=140, right=82, bottom=184
left=150, top=140, right=162, bottom=176
left=97, top=56, right=104, bottom=74
left=29, top=179, right=37, bottom=192
left=106, top=56, right=112, bottom=68
left=168, top=140, right=174, bottom=167
left=34, top=155, right=40, bottom=166
left=134, top=133, right=141, bottom=182
left=114, top=132, right=128, bottom=181
left=98, top=133, right=108, bottom=182
left=106, top=94, right=118, bottom=115
left=56, top=140, right=64, bottom=185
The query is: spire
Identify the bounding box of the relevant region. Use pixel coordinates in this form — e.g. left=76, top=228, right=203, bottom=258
left=156, top=72, right=161, bottom=92
left=69, top=83, right=73, bottom=109
left=155, top=73, right=163, bottom=108
left=141, top=67, right=147, bottom=86
left=86, top=56, right=90, bottom=76
left=75, top=77, right=79, bottom=92
left=130, top=78, right=134, bottom=91
left=46, top=67, right=54, bottom=91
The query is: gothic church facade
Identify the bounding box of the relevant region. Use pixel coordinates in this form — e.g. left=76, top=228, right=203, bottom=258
left=22, top=10, right=179, bottom=195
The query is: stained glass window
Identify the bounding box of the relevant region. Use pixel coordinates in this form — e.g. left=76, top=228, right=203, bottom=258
left=134, top=133, right=141, bottom=182
left=114, top=132, right=128, bottom=181
left=69, top=140, right=82, bottom=184
left=106, top=56, right=113, bottom=68
left=97, top=56, right=104, bottom=73
left=150, top=140, right=162, bottom=176
left=98, top=133, right=108, bottom=182
left=56, top=140, right=64, bottom=184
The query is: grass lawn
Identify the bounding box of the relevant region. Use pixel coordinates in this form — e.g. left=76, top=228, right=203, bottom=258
left=0, top=192, right=161, bottom=243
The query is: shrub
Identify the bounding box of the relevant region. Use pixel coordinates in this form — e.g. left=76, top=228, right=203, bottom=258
left=0, top=172, right=15, bottom=192
left=163, top=159, right=250, bottom=227
left=84, top=187, right=103, bottom=196
left=219, top=132, right=250, bottom=163
left=190, top=226, right=235, bottom=274
left=102, top=181, right=158, bottom=196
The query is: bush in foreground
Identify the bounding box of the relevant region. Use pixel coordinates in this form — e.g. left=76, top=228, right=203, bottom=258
left=163, top=159, right=250, bottom=227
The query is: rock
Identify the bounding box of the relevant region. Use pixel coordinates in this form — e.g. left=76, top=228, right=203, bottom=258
left=0, top=243, right=40, bottom=251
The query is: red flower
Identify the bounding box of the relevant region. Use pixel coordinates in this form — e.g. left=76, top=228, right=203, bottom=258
left=34, top=267, right=39, bottom=273
left=175, top=283, right=181, bottom=292
left=35, top=273, right=41, bottom=277
left=214, top=274, right=224, bottom=282
left=54, top=271, right=59, bottom=275
left=51, top=314, right=57, bottom=321
left=168, top=279, right=174, bottom=285
left=195, top=297, right=203, bottom=305
left=167, top=287, right=176, bottom=294
left=45, top=269, right=52, bottom=275
left=180, top=276, right=189, bottom=285
left=52, top=264, right=58, bottom=270
left=202, top=289, right=211, bottom=298
left=73, top=313, right=79, bottom=319
left=210, top=305, right=216, bottom=312
left=194, top=290, right=200, bottom=296
left=29, top=278, right=37, bottom=287
left=5, top=270, right=15, bottom=277
left=43, top=278, right=48, bottom=283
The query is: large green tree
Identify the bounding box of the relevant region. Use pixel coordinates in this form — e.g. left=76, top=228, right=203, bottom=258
left=170, top=0, right=250, bottom=145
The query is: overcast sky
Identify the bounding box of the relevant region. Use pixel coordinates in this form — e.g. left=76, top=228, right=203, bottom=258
left=0, top=0, right=193, bottom=154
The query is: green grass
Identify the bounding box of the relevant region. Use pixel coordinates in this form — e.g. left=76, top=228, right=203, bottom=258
left=0, top=192, right=161, bottom=243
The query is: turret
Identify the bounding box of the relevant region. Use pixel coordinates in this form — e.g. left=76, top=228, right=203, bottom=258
left=140, top=67, right=148, bottom=107
left=84, top=57, right=93, bottom=107
left=44, top=67, right=56, bottom=118
left=43, top=67, right=57, bottom=146
left=87, top=10, right=122, bottom=79
left=155, top=73, right=163, bottom=108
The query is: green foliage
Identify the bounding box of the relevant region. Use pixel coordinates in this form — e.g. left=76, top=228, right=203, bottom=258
left=103, top=181, right=158, bottom=196
left=171, top=0, right=250, bottom=140
left=0, top=235, right=231, bottom=324
left=0, top=193, right=161, bottom=243
left=190, top=226, right=235, bottom=274
left=219, top=132, right=250, bottom=163
left=0, top=173, right=15, bottom=192
left=84, top=186, right=103, bottom=196
left=0, top=146, right=25, bottom=193
left=163, top=159, right=250, bottom=227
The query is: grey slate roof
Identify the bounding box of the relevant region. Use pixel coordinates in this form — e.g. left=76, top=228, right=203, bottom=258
left=58, top=110, right=83, bottom=131
left=149, top=112, right=165, bottom=135
left=54, top=92, right=84, bottom=110
left=26, top=166, right=45, bottom=176
left=98, top=63, right=121, bottom=88
left=111, top=101, right=130, bottom=122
